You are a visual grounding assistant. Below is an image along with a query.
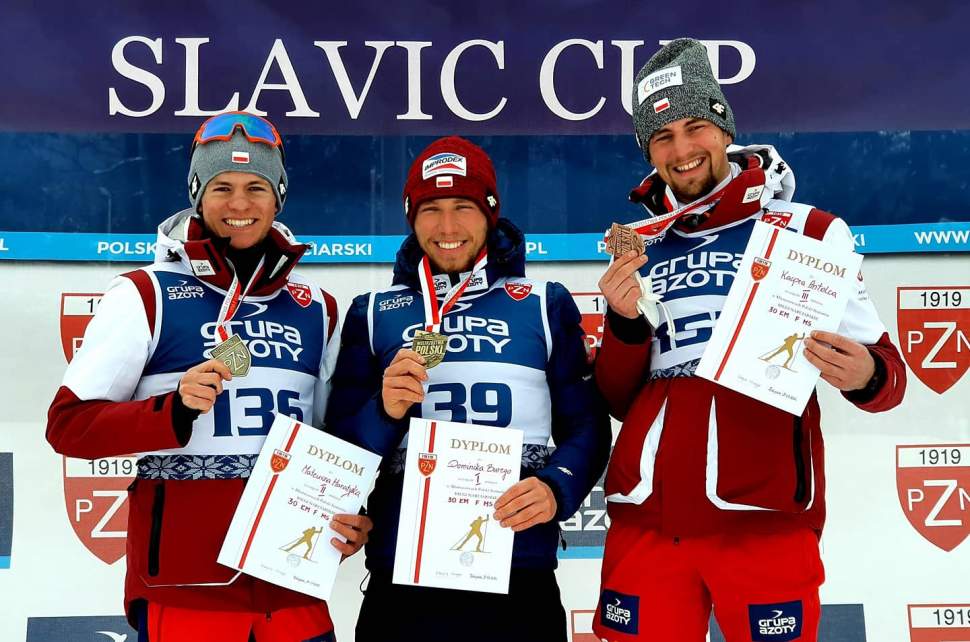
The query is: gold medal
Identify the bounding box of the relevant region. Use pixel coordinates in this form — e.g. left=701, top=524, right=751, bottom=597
left=606, top=222, right=645, bottom=258
left=412, top=330, right=447, bottom=369
left=211, top=333, right=251, bottom=376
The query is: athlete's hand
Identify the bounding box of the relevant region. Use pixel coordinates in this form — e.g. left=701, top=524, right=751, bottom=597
left=178, top=359, right=232, bottom=413
left=330, top=513, right=373, bottom=560
left=598, top=250, right=649, bottom=319
left=382, top=348, right=428, bottom=419
left=493, top=477, right=558, bottom=532
left=803, top=330, right=875, bottom=391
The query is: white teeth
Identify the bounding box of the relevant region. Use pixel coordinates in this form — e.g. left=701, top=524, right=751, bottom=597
left=437, top=241, right=463, bottom=250
left=225, top=219, right=255, bottom=228
left=675, top=158, right=703, bottom=172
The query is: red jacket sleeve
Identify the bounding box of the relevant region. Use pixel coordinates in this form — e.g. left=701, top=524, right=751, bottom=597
left=46, top=271, right=193, bottom=459
left=842, top=331, right=907, bottom=413
left=593, top=310, right=652, bottom=420
left=47, top=387, right=190, bottom=459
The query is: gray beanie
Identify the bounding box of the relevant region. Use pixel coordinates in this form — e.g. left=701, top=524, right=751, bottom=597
left=187, top=130, right=288, bottom=212
left=632, top=38, right=736, bottom=162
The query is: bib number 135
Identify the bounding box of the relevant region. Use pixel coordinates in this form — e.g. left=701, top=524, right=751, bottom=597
left=212, top=387, right=303, bottom=437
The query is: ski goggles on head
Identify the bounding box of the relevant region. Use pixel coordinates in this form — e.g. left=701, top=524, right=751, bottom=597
left=191, top=111, right=285, bottom=161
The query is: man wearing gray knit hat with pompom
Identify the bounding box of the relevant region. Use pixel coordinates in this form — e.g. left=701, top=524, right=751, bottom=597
left=592, top=39, right=906, bottom=642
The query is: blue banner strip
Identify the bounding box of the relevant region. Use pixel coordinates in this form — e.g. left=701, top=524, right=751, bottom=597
left=558, top=546, right=604, bottom=560
left=0, top=222, right=967, bottom=263
left=0, top=556, right=9, bottom=569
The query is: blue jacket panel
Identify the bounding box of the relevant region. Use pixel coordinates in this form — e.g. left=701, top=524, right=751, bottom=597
left=326, top=219, right=610, bottom=571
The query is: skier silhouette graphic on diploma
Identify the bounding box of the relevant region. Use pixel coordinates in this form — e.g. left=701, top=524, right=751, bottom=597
left=282, top=526, right=323, bottom=560
left=760, top=333, right=806, bottom=370
left=452, top=515, right=489, bottom=553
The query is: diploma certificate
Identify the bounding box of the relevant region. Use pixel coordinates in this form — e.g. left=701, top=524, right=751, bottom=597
left=696, top=220, right=863, bottom=414
left=218, top=413, right=381, bottom=600
left=393, top=418, right=523, bottom=594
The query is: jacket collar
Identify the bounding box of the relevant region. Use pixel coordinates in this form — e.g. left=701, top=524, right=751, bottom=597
left=629, top=144, right=796, bottom=232
left=154, top=209, right=307, bottom=295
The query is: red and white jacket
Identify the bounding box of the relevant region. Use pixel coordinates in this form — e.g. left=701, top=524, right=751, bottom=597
left=596, top=147, right=906, bottom=537
left=47, top=211, right=340, bottom=623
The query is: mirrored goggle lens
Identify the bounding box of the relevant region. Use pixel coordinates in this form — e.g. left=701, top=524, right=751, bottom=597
left=196, top=112, right=280, bottom=146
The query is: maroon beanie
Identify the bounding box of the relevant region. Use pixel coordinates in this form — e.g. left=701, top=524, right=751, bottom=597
left=403, top=136, right=500, bottom=227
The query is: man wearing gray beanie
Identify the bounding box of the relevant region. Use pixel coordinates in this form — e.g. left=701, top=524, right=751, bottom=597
left=592, top=39, right=907, bottom=642
left=47, top=112, right=372, bottom=641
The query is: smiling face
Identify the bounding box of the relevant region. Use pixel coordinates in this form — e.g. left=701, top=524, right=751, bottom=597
left=648, top=117, right=733, bottom=203
left=199, top=172, right=277, bottom=249
left=413, top=197, right=489, bottom=273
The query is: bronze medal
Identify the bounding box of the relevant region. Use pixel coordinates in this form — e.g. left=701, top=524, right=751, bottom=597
left=412, top=330, right=447, bottom=369
left=606, top=222, right=645, bottom=258
left=211, top=333, right=251, bottom=376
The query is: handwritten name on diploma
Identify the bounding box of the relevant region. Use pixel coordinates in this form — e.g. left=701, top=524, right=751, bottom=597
left=394, top=418, right=523, bottom=594
left=218, top=414, right=380, bottom=601
left=696, top=221, right=862, bottom=415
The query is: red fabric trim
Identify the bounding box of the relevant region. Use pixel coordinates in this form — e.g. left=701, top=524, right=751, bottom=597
left=594, top=318, right=652, bottom=420
left=47, top=386, right=183, bottom=459
left=843, top=331, right=907, bottom=412
left=253, top=228, right=308, bottom=296
left=182, top=239, right=233, bottom=289
left=321, top=289, right=338, bottom=342
left=803, top=207, right=837, bottom=241
left=122, top=269, right=157, bottom=337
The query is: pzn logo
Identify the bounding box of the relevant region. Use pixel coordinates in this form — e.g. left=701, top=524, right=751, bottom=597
left=897, top=444, right=970, bottom=551
left=62, top=457, right=135, bottom=564
left=897, top=287, right=970, bottom=394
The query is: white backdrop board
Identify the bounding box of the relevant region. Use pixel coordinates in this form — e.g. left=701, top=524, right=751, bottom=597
left=1, top=255, right=968, bottom=641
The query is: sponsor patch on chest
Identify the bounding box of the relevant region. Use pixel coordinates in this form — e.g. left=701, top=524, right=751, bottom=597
left=504, top=281, right=533, bottom=301
left=287, top=282, right=312, bottom=308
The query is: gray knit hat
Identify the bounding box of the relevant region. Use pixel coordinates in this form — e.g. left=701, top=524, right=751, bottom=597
left=632, top=38, right=736, bottom=161
left=187, top=130, right=288, bottom=212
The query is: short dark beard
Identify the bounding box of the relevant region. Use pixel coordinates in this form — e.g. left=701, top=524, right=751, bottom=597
left=671, top=172, right=721, bottom=204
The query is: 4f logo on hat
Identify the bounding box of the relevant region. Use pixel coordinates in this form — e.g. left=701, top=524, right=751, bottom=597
left=422, top=153, right=467, bottom=180
left=710, top=98, right=727, bottom=116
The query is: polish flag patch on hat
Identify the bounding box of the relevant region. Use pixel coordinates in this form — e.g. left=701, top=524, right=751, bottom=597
left=653, top=98, right=671, bottom=113
left=436, top=176, right=454, bottom=188
left=231, top=151, right=250, bottom=164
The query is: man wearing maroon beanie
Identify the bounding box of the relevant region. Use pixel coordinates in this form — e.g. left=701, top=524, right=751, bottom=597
left=325, top=136, right=610, bottom=641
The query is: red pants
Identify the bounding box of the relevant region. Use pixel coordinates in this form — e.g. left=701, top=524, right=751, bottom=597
left=593, top=522, right=824, bottom=642
left=145, top=602, right=334, bottom=642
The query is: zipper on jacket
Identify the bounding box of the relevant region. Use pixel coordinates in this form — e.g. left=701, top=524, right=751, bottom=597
left=148, top=484, right=165, bottom=577
left=793, top=417, right=807, bottom=504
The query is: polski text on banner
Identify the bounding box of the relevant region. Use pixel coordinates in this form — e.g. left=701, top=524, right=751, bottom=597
left=695, top=220, right=863, bottom=414
left=218, top=413, right=381, bottom=600
left=393, top=418, right=523, bottom=594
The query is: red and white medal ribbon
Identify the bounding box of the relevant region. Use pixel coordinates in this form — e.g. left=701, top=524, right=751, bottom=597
left=215, top=256, right=267, bottom=342
left=622, top=182, right=730, bottom=242
left=417, top=248, right=488, bottom=332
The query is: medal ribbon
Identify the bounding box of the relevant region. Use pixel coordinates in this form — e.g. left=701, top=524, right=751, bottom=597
left=215, top=256, right=267, bottom=342
left=609, top=165, right=764, bottom=244
left=417, top=248, right=488, bottom=332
